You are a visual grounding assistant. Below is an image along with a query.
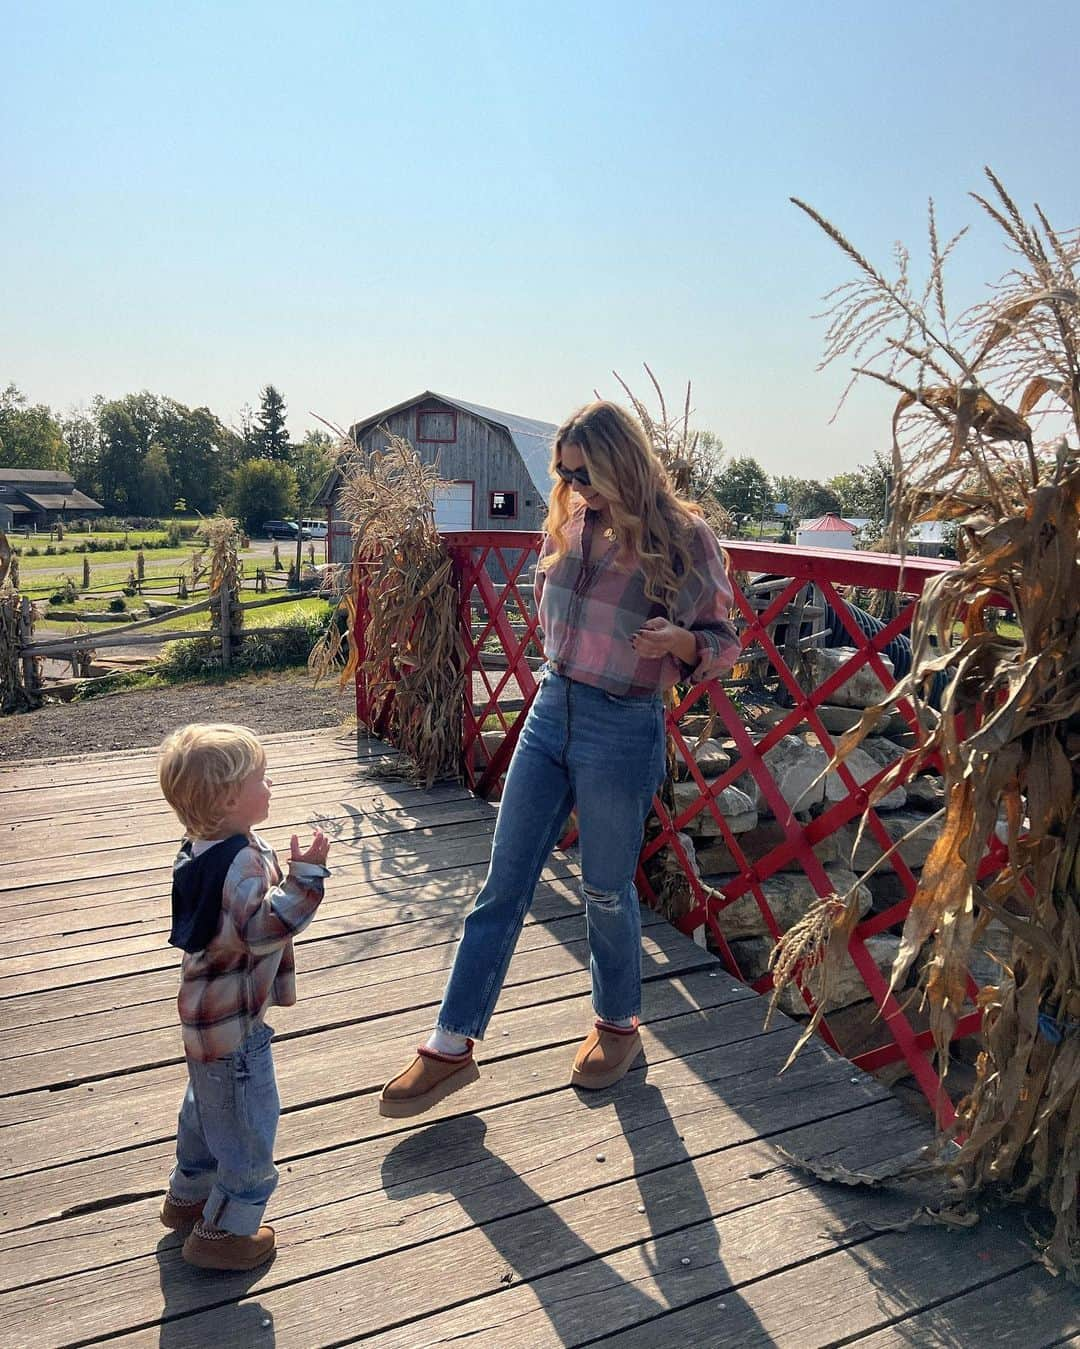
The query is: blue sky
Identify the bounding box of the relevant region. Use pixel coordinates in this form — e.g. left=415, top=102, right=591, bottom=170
left=4, top=0, right=1078, bottom=475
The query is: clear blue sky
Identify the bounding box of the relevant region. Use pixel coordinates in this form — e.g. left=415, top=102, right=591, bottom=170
left=4, top=0, right=1078, bottom=476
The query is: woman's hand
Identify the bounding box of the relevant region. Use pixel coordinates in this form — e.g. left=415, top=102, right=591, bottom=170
left=290, top=827, right=330, bottom=867
left=631, top=618, right=697, bottom=665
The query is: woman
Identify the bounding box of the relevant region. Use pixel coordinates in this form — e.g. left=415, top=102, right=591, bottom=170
left=379, top=401, right=740, bottom=1117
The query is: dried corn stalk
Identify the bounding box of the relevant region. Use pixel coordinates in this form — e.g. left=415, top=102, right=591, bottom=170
left=774, top=170, right=1080, bottom=1275
left=203, top=516, right=244, bottom=656
left=310, top=427, right=464, bottom=787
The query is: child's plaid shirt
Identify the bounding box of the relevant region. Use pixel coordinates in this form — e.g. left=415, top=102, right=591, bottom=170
left=535, top=507, right=740, bottom=696
left=176, top=832, right=328, bottom=1062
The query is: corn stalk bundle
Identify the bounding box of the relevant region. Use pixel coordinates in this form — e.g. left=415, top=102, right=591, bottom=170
left=771, top=171, right=1080, bottom=1275
left=203, top=516, right=244, bottom=652
left=309, top=428, right=464, bottom=787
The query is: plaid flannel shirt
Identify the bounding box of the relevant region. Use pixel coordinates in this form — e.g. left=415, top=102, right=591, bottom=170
left=535, top=507, right=740, bottom=696
left=176, top=832, right=328, bottom=1062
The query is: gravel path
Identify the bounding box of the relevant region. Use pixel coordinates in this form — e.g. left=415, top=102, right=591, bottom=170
left=0, top=669, right=356, bottom=763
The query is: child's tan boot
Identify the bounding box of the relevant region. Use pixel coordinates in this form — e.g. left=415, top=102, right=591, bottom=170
left=181, top=1221, right=276, bottom=1271
left=160, top=1192, right=205, bottom=1232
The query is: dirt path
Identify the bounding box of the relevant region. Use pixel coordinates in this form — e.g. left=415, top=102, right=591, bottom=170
left=0, top=668, right=356, bottom=763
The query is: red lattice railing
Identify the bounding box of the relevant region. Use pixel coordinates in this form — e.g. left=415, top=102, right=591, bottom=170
left=356, top=531, right=997, bottom=1127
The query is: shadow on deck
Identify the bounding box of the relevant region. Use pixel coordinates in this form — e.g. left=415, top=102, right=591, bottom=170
left=0, top=730, right=1072, bottom=1347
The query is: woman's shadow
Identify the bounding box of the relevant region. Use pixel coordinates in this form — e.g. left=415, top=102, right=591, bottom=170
left=378, top=1067, right=762, bottom=1344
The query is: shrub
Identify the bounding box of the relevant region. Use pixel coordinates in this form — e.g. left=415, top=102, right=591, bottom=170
left=166, top=521, right=183, bottom=546
left=25, top=546, right=39, bottom=557
left=108, top=596, right=126, bottom=613
left=44, top=544, right=56, bottom=556
left=49, top=577, right=78, bottom=605
left=157, top=607, right=332, bottom=677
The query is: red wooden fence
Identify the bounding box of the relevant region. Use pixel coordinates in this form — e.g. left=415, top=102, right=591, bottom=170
left=356, top=531, right=993, bottom=1127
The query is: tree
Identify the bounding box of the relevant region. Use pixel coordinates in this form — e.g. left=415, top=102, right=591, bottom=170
left=827, top=451, right=892, bottom=520
left=158, top=400, right=233, bottom=514
left=0, top=384, right=67, bottom=470
left=772, top=474, right=842, bottom=520
left=138, top=444, right=175, bottom=516
left=229, top=458, right=298, bottom=533
left=293, top=428, right=337, bottom=509
left=714, top=455, right=772, bottom=522
left=247, top=385, right=292, bottom=462
left=63, top=404, right=103, bottom=499
left=97, top=392, right=161, bottom=512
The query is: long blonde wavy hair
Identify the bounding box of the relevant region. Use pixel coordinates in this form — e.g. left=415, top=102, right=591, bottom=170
left=541, top=400, right=702, bottom=611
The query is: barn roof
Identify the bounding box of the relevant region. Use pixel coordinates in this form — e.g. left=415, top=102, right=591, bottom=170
left=799, top=512, right=857, bottom=533
left=324, top=391, right=558, bottom=503
left=0, top=468, right=76, bottom=486
left=20, top=489, right=104, bottom=512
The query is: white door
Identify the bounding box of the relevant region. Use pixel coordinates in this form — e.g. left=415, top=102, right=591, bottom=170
left=432, top=482, right=473, bottom=531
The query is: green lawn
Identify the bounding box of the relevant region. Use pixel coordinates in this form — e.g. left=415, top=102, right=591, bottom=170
left=39, top=596, right=330, bottom=637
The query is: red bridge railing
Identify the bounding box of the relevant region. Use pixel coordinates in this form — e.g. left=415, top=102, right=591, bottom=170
left=356, top=530, right=993, bottom=1127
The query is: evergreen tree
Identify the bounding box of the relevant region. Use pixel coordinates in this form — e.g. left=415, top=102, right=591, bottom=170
left=248, top=384, right=292, bottom=462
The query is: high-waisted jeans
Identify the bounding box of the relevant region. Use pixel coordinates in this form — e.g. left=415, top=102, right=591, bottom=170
left=438, top=667, right=667, bottom=1039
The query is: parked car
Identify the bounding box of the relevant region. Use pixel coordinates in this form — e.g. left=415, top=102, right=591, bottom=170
left=262, top=520, right=310, bottom=540
left=301, top=518, right=328, bottom=539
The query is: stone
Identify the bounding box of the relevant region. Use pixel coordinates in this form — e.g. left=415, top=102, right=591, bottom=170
left=808, top=646, right=895, bottom=709
left=860, top=736, right=907, bottom=769
left=727, top=932, right=901, bottom=1017
left=735, top=735, right=906, bottom=816
left=835, top=809, right=943, bottom=872
left=671, top=781, right=757, bottom=835
left=906, top=774, right=945, bottom=813
left=674, top=738, right=731, bottom=780
left=703, top=866, right=871, bottom=942
left=816, top=703, right=908, bottom=738
left=693, top=816, right=840, bottom=875
left=966, top=919, right=1014, bottom=989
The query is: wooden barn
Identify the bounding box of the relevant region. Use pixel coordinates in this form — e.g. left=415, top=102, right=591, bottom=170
left=315, top=392, right=556, bottom=565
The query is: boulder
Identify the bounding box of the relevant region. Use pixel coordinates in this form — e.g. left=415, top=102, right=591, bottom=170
left=835, top=809, right=942, bottom=872
left=860, top=736, right=907, bottom=769
left=674, top=738, right=731, bottom=780
left=808, top=646, right=895, bottom=709
left=816, top=703, right=908, bottom=738
left=705, top=866, right=871, bottom=942
left=906, top=774, right=945, bottom=813
left=693, top=816, right=840, bottom=875
left=671, top=781, right=757, bottom=835
left=736, top=735, right=906, bottom=816
left=728, top=932, right=901, bottom=1017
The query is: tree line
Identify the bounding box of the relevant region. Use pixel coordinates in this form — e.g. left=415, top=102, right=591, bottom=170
left=0, top=383, right=335, bottom=531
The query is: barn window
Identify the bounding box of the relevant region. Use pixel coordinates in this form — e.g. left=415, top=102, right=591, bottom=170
left=417, top=408, right=457, bottom=443
left=489, top=490, right=517, bottom=519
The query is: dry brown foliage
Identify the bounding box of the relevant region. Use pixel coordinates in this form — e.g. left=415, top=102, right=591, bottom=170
left=309, top=428, right=465, bottom=787
left=773, top=170, right=1080, bottom=1275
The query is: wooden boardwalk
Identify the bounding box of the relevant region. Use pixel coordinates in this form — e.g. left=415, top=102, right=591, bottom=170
left=0, top=730, right=1073, bottom=1348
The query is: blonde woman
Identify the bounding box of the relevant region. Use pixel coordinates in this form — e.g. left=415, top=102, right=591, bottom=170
left=380, top=401, right=739, bottom=1116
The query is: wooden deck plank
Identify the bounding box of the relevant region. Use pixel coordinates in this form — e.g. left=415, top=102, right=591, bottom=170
left=0, top=730, right=1059, bottom=1348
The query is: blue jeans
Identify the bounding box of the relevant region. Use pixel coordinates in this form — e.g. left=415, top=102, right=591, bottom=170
left=169, top=1022, right=280, bottom=1235
left=439, top=668, right=667, bottom=1039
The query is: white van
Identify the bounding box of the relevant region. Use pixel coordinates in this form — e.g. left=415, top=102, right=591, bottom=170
left=301, top=518, right=328, bottom=539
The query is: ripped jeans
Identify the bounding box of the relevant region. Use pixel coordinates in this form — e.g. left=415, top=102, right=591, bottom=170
left=437, top=667, right=667, bottom=1039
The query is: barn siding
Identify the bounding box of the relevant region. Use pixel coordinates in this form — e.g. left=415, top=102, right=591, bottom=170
left=328, top=399, right=549, bottom=565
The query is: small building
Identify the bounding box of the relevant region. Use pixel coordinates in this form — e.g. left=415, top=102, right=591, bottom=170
left=316, top=392, right=556, bottom=565
left=0, top=469, right=104, bottom=533
left=796, top=512, right=858, bottom=550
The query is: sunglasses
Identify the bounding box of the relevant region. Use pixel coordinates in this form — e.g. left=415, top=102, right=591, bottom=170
left=555, top=463, right=592, bottom=487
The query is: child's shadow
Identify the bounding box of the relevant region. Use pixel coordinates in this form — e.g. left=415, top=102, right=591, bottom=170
left=153, top=1233, right=277, bottom=1347
left=381, top=1116, right=666, bottom=1341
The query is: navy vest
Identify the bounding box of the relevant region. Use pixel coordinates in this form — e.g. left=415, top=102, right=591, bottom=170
left=169, top=834, right=250, bottom=953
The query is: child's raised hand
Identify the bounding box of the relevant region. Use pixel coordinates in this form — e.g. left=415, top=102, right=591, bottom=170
left=290, top=827, right=330, bottom=867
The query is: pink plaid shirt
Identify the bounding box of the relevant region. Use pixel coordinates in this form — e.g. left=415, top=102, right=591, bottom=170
left=535, top=507, right=740, bottom=696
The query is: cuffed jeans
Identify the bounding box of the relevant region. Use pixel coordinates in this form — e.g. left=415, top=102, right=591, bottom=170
left=169, top=1022, right=279, bottom=1235
left=438, top=667, right=667, bottom=1039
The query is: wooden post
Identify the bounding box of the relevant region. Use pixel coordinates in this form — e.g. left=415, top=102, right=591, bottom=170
left=219, top=575, right=232, bottom=670
left=18, top=596, right=39, bottom=700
